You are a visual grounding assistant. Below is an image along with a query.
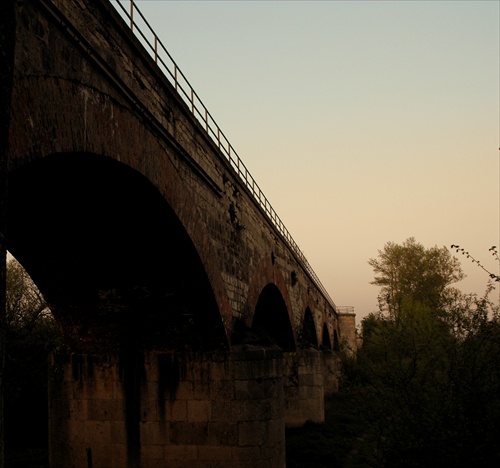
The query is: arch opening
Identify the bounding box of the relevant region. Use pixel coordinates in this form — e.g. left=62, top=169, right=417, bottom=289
left=321, top=323, right=332, bottom=350
left=6, top=153, right=227, bottom=352
left=301, top=307, right=318, bottom=348
left=250, top=283, right=295, bottom=351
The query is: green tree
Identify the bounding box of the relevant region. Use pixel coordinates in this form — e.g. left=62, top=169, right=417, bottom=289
left=346, top=240, right=500, bottom=467
left=368, top=237, right=464, bottom=317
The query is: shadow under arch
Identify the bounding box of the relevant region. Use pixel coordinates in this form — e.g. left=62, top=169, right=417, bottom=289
left=321, top=323, right=332, bottom=350
left=237, top=256, right=297, bottom=351
left=302, top=307, right=318, bottom=348
left=6, top=153, right=228, bottom=352
left=251, top=283, right=296, bottom=352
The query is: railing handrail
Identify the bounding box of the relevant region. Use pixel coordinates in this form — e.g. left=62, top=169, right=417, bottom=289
left=337, top=306, right=355, bottom=315
left=110, top=0, right=336, bottom=310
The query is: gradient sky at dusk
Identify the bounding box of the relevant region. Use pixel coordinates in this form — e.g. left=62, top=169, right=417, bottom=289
left=127, top=0, right=499, bottom=322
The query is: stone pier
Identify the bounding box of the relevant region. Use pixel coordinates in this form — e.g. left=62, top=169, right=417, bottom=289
left=49, top=347, right=285, bottom=468
left=282, top=349, right=325, bottom=428
left=322, top=350, right=340, bottom=397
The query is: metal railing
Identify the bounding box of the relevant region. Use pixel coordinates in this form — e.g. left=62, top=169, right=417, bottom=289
left=110, top=0, right=336, bottom=310
left=337, top=306, right=355, bottom=315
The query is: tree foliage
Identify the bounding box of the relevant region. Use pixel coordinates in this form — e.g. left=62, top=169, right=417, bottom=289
left=4, top=257, right=62, bottom=454
left=368, top=237, right=464, bottom=316
left=6, top=258, right=50, bottom=329
left=451, top=244, right=500, bottom=282
left=343, top=239, right=500, bottom=467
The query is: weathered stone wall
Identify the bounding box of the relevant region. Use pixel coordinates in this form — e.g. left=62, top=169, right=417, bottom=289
left=338, top=313, right=357, bottom=354
left=283, top=349, right=325, bottom=428
left=322, top=351, right=340, bottom=396
left=49, top=348, right=285, bottom=468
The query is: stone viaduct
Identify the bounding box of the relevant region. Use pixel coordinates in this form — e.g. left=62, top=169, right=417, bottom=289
left=0, top=0, right=357, bottom=466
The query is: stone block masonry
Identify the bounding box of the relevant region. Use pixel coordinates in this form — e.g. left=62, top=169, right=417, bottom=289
left=338, top=312, right=357, bottom=355
left=49, top=348, right=285, bottom=468
left=282, top=349, right=326, bottom=427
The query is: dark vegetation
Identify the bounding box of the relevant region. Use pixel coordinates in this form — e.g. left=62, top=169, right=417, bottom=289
left=4, top=258, right=61, bottom=468
left=288, top=239, right=500, bottom=467
left=5, top=239, right=500, bottom=466
left=286, top=392, right=377, bottom=468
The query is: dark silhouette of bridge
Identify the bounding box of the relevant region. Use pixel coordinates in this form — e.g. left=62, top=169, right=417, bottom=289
left=0, top=0, right=356, bottom=466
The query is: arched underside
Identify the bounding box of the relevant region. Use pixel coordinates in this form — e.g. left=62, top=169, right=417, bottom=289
left=322, top=323, right=332, bottom=350
left=7, top=153, right=227, bottom=352
left=302, top=307, right=318, bottom=348
left=251, top=283, right=295, bottom=352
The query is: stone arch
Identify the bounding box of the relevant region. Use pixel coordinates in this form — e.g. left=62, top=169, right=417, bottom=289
left=8, top=65, right=236, bottom=337
left=251, top=283, right=295, bottom=351
left=302, top=307, right=318, bottom=348
left=321, top=323, right=332, bottom=350
left=239, top=256, right=296, bottom=350
left=6, top=153, right=229, bottom=352
left=7, top=66, right=236, bottom=349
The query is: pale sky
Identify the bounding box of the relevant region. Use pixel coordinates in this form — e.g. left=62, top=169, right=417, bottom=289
left=122, top=0, right=499, bottom=322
